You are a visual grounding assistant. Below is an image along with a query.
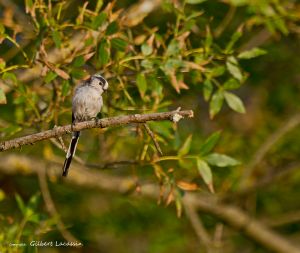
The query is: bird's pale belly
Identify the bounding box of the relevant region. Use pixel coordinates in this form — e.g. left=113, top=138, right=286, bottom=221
left=72, top=87, right=103, bottom=122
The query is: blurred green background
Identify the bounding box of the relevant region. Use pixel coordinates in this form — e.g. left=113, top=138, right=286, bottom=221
left=0, top=0, right=300, bottom=252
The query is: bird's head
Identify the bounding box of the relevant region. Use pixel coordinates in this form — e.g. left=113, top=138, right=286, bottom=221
left=90, top=73, right=109, bottom=91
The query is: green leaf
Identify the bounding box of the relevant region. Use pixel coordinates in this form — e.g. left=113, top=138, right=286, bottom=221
left=178, top=135, right=192, bottom=156
left=273, top=17, right=288, bottom=35
left=187, top=11, right=204, bottom=20
left=210, top=66, right=225, bottom=77
left=95, top=0, right=104, bottom=12
left=106, top=21, right=119, bottom=35
left=175, top=192, right=183, bottom=217
left=238, top=47, right=267, bottom=59
left=179, top=157, right=194, bottom=170
left=265, top=19, right=276, bottom=34
left=205, top=26, right=212, bottom=53
left=196, top=159, right=213, bottom=190
left=98, top=39, right=110, bottom=66
left=166, top=39, right=180, bottom=56
left=85, top=37, right=94, bottom=46
left=27, top=214, right=40, bottom=224
left=15, top=106, right=24, bottom=123
left=141, top=43, right=153, bottom=56
left=209, top=90, right=224, bottom=119
left=229, top=0, right=248, bottom=6
left=25, top=0, right=33, bottom=9
left=71, top=69, right=86, bottom=79
left=0, top=59, right=6, bottom=70
left=61, top=80, right=70, bottom=96
left=203, top=79, right=213, bottom=101
left=186, top=0, right=207, bottom=4
left=28, top=193, right=40, bottom=210
left=25, top=208, right=34, bottom=218
left=224, top=91, right=246, bottom=113
left=223, top=78, right=241, bottom=90
left=18, top=83, right=26, bottom=94
left=72, top=55, right=85, bottom=67
left=226, top=57, right=243, bottom=82
left=91, top=12, right=107, bottom=29
left=44, top=71, right=57, bottom=83
left=0, top=189, right=6, bottom=201
left=149, top=76, right=163, bottom=97
left=0, top=88, right=7, bottom=104
left=183, top=19, right=196, bottom=32
left=163, top=59, right=183, bottom=71
left=205, top=153, right=240, bottom=167
left=148, top=121, right=173, bottom=139
left=13, top=96, right=25, bottom=105
left=0, top=23, right=5, bottom=34
left=141, top=59, right=153, bottom=69
left=111, top=38, right=128, bottom=52
left=2, top=72, right=17, bottom=84
left=52, top=30, right=61, bottom=48
left=15, top=194, right=26, bottom=215
left=225, top=30, right=242, bottom=53
left=136, top=73, right=147, bottom=98
left=199, top=131, right=221, bottom=155
left=1, top=125, right=22, bottom=136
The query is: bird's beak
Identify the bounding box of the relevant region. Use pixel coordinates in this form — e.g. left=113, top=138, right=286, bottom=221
left=103, top=81, right=109, bottom=91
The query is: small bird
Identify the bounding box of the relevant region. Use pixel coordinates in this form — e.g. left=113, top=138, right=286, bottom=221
left=62, top=74, right=109, bottom=177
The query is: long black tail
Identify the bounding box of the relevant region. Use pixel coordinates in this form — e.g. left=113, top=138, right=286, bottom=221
left=62, top=131, right=80, bottom=177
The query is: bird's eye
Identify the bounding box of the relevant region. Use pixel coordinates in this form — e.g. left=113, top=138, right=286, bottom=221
left=97, top=76, right=106, bottom=86
left=93, top=75, right=108, bottom=90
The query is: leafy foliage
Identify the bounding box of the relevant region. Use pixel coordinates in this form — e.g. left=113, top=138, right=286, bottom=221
left=0, top=193, right=54, bottom=253
left=1, top=0, right=300, bottom=252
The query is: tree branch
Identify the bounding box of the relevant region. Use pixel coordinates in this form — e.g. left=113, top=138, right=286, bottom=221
left=0, top=153, right=299, bottom=253
left=143, top=123, right=163, bottom=156
left=187, top=195, right=300, bottom=253
left=0, top=110, right=194, bottom=152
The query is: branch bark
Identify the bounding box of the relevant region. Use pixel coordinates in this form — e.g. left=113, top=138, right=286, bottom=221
left=0, top=110, right=194, bottom=152
left=187, top=195, right=300, bottom=253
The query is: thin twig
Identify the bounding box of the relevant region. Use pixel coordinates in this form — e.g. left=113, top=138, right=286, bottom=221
left=263, top=210, right=300, bottom=227
left=235, top=161, right=300, bottom=197
left=213, top=223, right=224, bottom=253
left=50, top=138, right=85, bottom=165
left=0, top=110, right=194, bottom=152
left=143, top=123, right=163, bottom=156
left=51, top=136, right=142, bottom=170
left=86, top=160, right=140, bottom=169
left=214, top=6, right=236, bottom=38
left=183, top=200, right=212, bottom=251
left=239, top=113, right=300, bottom=189
left=239, top=28, right=272, bottom=51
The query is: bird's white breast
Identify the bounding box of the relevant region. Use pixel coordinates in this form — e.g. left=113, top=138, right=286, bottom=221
left=72, top=84, right=103, bottom=122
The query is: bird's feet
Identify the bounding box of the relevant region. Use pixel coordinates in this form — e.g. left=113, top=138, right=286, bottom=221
left=92, top=117, right=99, bottom=124
left=71, top=122, right=76, bottom=132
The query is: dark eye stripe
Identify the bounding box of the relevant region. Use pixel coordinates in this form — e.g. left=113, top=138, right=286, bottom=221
left=95, top=76, right=107, bottom=86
